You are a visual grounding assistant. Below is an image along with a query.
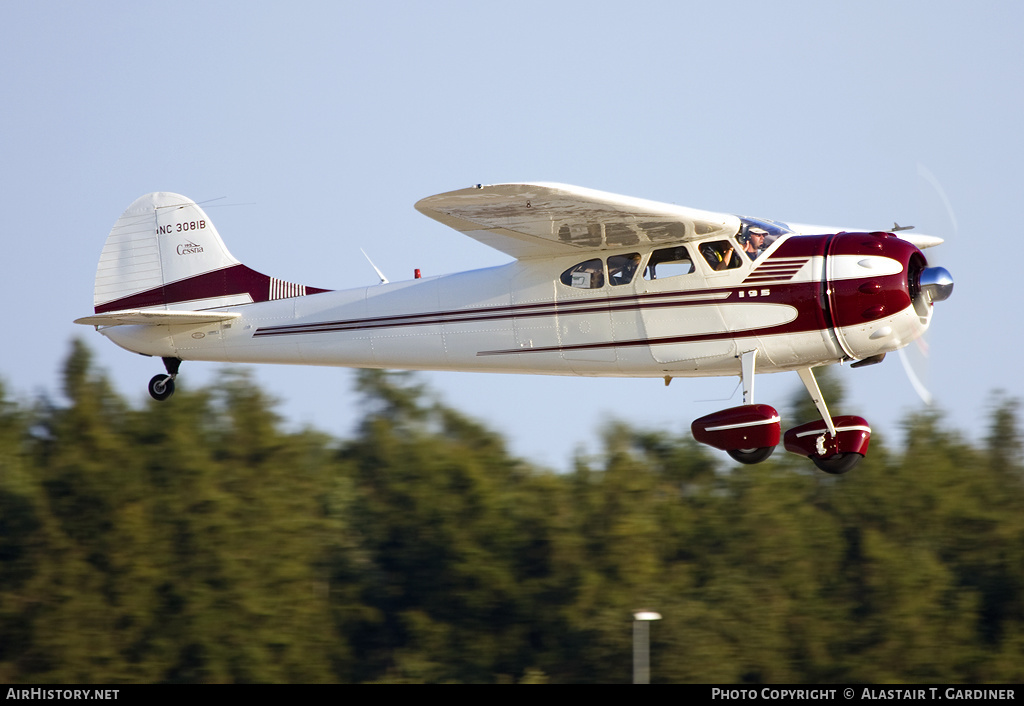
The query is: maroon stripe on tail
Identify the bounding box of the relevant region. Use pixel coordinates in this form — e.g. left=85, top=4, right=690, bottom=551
left=95, top=264, right=331, bottom=314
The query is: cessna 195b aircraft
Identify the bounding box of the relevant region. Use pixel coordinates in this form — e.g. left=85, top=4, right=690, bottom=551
left=75, top=183, right=953, bottom=474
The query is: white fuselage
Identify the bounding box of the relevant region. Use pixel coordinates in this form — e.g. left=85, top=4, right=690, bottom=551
left=100, top=236, right=929, bottom=381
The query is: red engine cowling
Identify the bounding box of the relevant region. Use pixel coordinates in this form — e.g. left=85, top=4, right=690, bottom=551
left=825, top=232, right=926, bottom=360
left=691, top=404, right=781, bottom=452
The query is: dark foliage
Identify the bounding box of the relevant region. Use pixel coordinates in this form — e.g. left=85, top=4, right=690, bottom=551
left=0, top=342, right=1021, bottom=682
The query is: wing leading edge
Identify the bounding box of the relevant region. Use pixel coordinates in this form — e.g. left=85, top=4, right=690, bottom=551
left=415, top=183, right=741, bottom=259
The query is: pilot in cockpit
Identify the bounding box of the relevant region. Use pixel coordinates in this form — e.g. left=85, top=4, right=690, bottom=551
left=701, top=241, right=737, bottom=271
left=743, top=227, right=768, bottom=260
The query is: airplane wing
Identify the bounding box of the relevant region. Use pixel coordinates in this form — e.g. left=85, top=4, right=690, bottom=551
left=415, top=183, right=741, bottom=259
left=74, top=310, right=242, bottom=327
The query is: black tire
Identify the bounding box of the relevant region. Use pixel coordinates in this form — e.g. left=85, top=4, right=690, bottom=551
left=727, top=446, right=775, bottom=465
left=148, top=375, right=175, bottom=401
left=812, top=452, right=862, bottom=475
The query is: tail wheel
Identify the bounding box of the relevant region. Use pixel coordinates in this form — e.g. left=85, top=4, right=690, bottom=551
left=148, top=375, right=175, bottom=401
left=727, top=447, right=775, bottom=465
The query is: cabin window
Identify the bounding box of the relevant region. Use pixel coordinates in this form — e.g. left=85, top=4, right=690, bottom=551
left=700, top=240, right=742, bottom=271
left=644, top=246, right=694, bottom=280
left=560, top=259, right=605, bottom=289
left=608, top=253, right=641, bottom=286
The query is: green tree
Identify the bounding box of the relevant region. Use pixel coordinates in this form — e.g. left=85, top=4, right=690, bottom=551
left=3, top=341, right=1023, bottom=683
left=341, top=369, right=561, bottom=683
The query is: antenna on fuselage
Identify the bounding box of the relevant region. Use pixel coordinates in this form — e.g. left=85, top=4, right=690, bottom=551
left=360, top=248, right=389, bottom=284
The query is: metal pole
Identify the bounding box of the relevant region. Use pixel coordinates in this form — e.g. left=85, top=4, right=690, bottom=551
left=632, top=611, right=661, bottom=684
left=633, top=619, right=650, bottom=684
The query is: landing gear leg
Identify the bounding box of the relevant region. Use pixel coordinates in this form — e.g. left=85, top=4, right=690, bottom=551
left=693, top=350, right=779, bottom=465
left=148, top=357, right=181, bottom=401
left=786, top=367, right=868, bottom=475
left=741, top=349, right=757, bottom=406
left=796, top=367, right=836, bottom=438
left=728, top=349, right=776, bottom=463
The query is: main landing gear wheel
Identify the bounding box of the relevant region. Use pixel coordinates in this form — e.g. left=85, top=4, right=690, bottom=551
left=727, top=447, right=775, bottom=465
left=148, top=375, right=175, bottom=401
left=811, top=452, right=863, bottom=475
left=148, top=357, right=181, bottom=402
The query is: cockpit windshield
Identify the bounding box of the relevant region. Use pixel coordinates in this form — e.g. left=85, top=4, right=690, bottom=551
left=736, top=216, right=792, bottom=260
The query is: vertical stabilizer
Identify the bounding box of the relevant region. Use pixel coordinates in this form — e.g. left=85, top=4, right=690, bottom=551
left=93, top=193, right=328, bottom=314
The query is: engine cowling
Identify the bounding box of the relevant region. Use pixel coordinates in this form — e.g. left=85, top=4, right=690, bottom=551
left=824, top=232, right=931, bottom=362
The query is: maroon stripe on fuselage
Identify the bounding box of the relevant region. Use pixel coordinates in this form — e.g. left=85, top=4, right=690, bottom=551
left=742, top=263, right=805, bottom=283
left=252, top=280, right=838, bottom=350
left=477, top=319, right=813, bottom=357
left=253, top=288, right=741, bottom=336
left=770, top=235, right=832, bottom=258
left=95, top=264, right=332, bottom=313
left=252, top=252, right=819, bottom=336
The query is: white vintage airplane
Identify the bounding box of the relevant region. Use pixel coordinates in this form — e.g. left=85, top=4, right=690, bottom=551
left=75, top=183, right=953, bottom=474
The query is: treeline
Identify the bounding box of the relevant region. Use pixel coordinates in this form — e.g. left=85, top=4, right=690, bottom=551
left=0, top=340, right=1022, bottom=683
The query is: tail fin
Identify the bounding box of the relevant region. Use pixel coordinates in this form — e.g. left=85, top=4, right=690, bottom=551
left=93, top=192, right=329, bottom=314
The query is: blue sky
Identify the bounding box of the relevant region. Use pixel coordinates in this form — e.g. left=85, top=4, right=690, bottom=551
left=3, top=1, right=1019, bottom=469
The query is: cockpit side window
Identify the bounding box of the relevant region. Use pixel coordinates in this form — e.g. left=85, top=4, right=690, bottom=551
left=644, top=246, right=694, bottom=280
left=608, top=253, right=641, bottom=286
left=560, top=258, right=605, bottom=289
left=700, top=240, right=742, bottom=271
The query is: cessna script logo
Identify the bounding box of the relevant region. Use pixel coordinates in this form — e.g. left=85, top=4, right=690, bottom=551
left=176, top=240, right=204, bottom=256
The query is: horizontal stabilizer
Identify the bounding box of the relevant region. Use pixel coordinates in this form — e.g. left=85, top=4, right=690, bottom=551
left=74, top=310, right=242, bottom=327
